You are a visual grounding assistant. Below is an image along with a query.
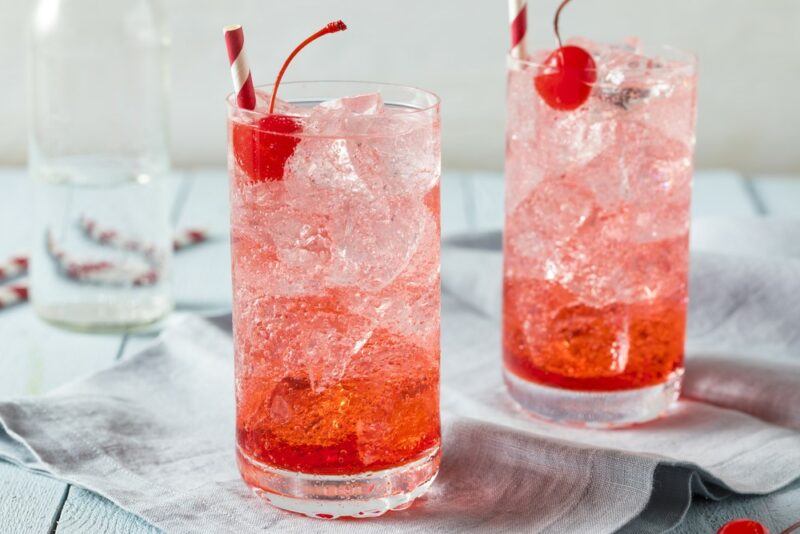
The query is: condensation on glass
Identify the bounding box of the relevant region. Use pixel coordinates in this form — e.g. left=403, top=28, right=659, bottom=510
left=228, top=81, right=441, bottom=518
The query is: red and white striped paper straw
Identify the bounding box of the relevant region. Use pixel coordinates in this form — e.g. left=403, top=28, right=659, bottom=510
left=79, top=216, right=157, bottom=257
left=508, top=0, right=528, bottom=59
left=47, top=231, right=159, bottom=287
left=224, top=25, right=257, bottom=110
left=0, top=225, right=210, bottom=310
left=0, top=283, right=27, bottom=309
left=79, top=216, right=209, bottom=254
left=172, top=229, right=209, bottom=251
left=0, top=255, right=27, bottom=283
left=0, top=224, right=209, bottom=287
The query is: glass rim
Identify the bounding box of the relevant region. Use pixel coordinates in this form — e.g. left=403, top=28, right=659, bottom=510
left=507, top=43, right=698, bottom=75
left=226, top=79, right=441, bottom=117
left=226, top=80, right=440, bottom=140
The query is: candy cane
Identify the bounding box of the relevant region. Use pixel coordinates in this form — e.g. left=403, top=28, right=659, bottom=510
left=79, top=216, right=157, bottom=257
left=0, top=219, right=210, bottom=312
left=0, top=283, right=27, bottom=309
left=172, top=229, right=209, bottom=251
left=0, top=225, right=209, bottom=288
left=224, top=25, right=257, bottom=110
left=0, top=255, right=27, bottom=283
left=79, top=216, right=208, bottom=255
left=508, top=0, right=528, bottom=59
left=0, top=225, right=210, bottom=310
left=47, top=230, right=159, bottom=287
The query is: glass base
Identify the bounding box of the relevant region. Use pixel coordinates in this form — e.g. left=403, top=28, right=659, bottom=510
left=33, top=297, right=173, bottom=333
left=504, top=368, right=683, bottom=428
left=237, top=445, right=440, bottom=519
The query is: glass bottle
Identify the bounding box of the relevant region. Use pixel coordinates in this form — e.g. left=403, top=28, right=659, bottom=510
left=29, top=0, right=172, bottom=330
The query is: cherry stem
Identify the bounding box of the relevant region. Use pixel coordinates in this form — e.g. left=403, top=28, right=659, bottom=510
left=553, top=0, right=573, bottom=51
left=268, top=20, right=348, bottom=114
left=781, top=519, right=800, bottom=534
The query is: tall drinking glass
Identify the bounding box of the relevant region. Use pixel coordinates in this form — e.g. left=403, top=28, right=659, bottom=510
left=228, top=82, right=441, bottom=517
left=503, top=41, right=697, bottom=427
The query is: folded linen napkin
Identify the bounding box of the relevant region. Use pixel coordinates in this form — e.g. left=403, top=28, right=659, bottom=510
left=0, top=218, right=798, bottom=533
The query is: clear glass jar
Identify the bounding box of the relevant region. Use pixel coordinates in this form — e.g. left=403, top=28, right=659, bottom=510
left=29, top=0, right=173, bottom=331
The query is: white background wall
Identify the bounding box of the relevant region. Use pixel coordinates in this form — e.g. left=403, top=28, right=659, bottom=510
left=1, top=0, right=799, bottom=173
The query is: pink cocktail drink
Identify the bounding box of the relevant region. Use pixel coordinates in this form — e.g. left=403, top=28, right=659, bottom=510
left=503, top=39, right=697, bottom=426
left=228, top=82, right=441, bottom=517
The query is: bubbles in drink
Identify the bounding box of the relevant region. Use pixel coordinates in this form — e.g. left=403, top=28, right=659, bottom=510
left=504, top=39, right=696, bottom=391
left=230, top=91, right=441, bottom=476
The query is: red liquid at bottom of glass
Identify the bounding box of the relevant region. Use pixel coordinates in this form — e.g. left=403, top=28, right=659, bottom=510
left=503, top=279, right=686, bottom=392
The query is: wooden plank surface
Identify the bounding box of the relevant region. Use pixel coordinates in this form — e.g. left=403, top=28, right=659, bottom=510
left=440, top=172, right=472, bottom=237
left=55, top=486, right=161, bottom=534
left=751, top=175, right=800, bottom=217
left=170, top=169, right=231, bottom=312
left=0, top=306, right=125, bottom=397
left=691, top=170, right=757, bottom=217
left=0, top=460, right=68, bottom=533
left=0, top=169, right=122, bottom=398
left=463, top=171, right=505, bottom=231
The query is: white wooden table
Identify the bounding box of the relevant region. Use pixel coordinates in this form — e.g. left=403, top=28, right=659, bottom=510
left=0, top=167, right=798, bottom=533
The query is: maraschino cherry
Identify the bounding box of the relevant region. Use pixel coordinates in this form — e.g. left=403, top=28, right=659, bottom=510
left=534, top=0, right=596, bottom=111
left=233, top=21, right=347, bottom=182
left=717, top=519, right=769, bottom=534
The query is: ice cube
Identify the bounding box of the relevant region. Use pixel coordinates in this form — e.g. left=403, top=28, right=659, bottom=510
left=318, top=92, right=384, bottom=115
left=284, top=136, right=379, bottom=214
left=249, top=90, right=310, bottom=117
left=593, top=41, right=694, bottom=113
left=326, top=196, right=425, bottom=291
left=288, top=92, right=437, bottom=200
left=622, top=236, right=689, bottom=302
left=231, top=183, right=334, bottom=296
left=281, top=93, right=436, bottom=291
left=620, top=122, right=693, bottom=242
left=508, top=179, right=595, bottom=256
left=345, top=112, right=440, bottom=199
left=535, top=102, right=618, bottom=170
left=536, top=302, right=632, bottom=377
left=271, top=216, right=331, bottom=271
left=599, top=86, right=652, bottom=110
left=505, top=153, right=540, bottom=215
left=334, top=208, right=439, bottom=346
left=250, top=89, right=272, bottom=114
left=306, top=93, right=385, bottom=137
left=234, top=295, right=377, bottom=393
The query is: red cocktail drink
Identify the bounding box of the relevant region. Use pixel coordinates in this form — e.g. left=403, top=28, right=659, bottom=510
left=504, top=39, right=697, bottom=426
left=228, top=82, right=441, bottom=517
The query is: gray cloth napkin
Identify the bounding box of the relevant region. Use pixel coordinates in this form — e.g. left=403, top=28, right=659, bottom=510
left=1, top=217, right=799, bottom=533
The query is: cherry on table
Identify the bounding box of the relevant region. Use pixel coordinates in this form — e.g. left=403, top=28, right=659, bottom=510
left=717, top=518, right=769, bottom=534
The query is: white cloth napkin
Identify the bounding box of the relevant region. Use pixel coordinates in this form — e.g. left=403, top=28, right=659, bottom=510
left=0, top=217, right=799, bottom=534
